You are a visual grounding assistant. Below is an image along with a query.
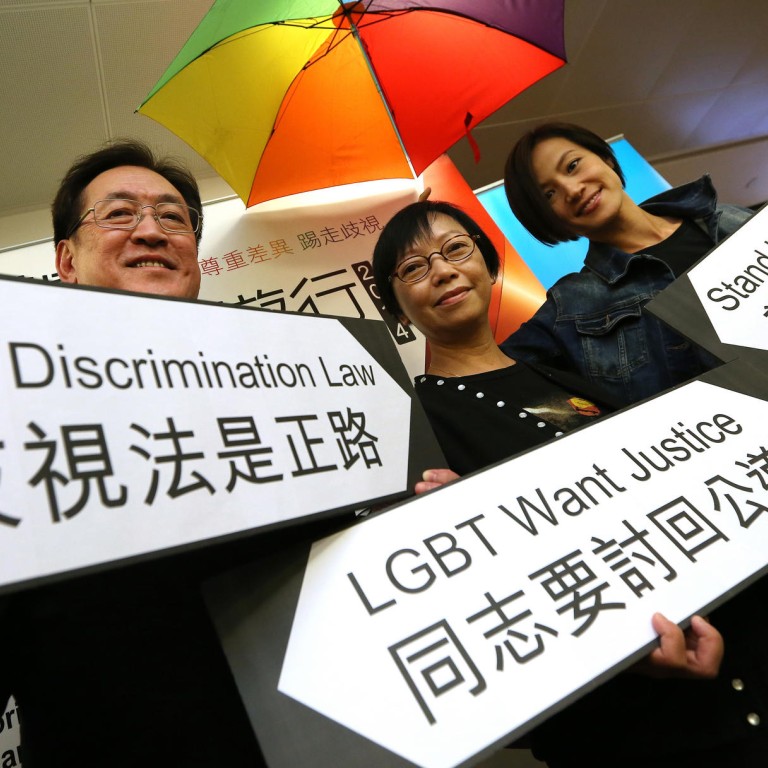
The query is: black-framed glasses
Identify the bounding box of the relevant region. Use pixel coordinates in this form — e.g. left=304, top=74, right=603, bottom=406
left=67, top=198, right=201, bottom=238
left=390, top=234, right=480, bottom=284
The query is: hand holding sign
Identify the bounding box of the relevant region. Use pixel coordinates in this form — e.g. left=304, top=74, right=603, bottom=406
left=414, top=467, right=459, bottom=494
left=639, top=613, right=723, bottom=679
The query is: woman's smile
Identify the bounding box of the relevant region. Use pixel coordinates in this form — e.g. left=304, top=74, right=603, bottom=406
left=576, top=189, right=602, bottom=217
left=435, top=286, right=470, bottom=307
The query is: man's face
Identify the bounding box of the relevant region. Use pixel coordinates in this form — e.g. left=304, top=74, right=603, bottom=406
left=56, top=166, right=201, bottom=299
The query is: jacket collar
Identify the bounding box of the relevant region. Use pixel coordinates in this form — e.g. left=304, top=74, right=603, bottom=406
left=640, top=174, right=718, bottom=219
left=583, top=175, right=717, bottom=283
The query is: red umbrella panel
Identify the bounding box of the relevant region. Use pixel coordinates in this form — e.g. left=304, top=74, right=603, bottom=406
left=139, top=0, right=566, bottom=205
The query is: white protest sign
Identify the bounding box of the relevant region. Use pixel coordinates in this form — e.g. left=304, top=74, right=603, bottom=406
left=277, top=379, right=768, bottom=768
left=0, top=275, right=434, bottom=593
left=688, top=204, right=768, bottom=350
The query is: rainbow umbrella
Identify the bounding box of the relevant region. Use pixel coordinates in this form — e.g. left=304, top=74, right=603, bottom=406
left=138, top=0, right=566, bottom=206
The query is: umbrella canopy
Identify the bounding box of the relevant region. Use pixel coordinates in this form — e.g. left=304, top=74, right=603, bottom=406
left=139, top=0, right=566, bottom=206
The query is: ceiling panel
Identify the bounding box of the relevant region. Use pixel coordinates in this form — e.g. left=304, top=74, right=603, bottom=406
left=447, top=0, right=768, bottom=195
left=687, top=81, right=768, bottom=145
left=0, top=4, right=105, bottom=212
left=92, top=0, right=215, bottom=177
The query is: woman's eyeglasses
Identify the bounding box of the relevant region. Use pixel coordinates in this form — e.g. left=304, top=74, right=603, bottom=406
left=390, top=234, right=479, bottom=284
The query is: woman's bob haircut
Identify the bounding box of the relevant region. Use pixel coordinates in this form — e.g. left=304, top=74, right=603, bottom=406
left=504, top=122, right=626, bottom=245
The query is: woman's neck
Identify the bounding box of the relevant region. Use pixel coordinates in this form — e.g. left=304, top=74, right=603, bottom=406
left=595, top=200, right=682, bottom=253
left=427, top=334, right=514, bottom=378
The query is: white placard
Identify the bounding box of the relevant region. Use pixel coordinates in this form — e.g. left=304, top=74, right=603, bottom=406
left=688, top=204, right=768, bottom=350
left=0, top=276, right=417, bottom=593
left=278, top=379, right=768, bottom=768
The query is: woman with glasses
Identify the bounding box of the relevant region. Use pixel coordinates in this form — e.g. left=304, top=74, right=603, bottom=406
left=372, top=199, right=618, bottom=476
left=372, top=200, right=734, bottom=768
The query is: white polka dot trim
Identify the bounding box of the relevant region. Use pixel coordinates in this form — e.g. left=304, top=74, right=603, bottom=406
left=421, top=380, right=561, bottom=437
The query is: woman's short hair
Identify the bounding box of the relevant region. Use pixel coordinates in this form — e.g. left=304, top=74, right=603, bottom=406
left=52, top=139, right=203, bottom=247
left=504, top=122, right=625, bottom=245
left=372, top=200, right=499, bottom=316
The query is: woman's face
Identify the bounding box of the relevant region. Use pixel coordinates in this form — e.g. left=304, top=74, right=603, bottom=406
left=391, top=213, right=495, bottom=341
left=531, top=136, right=626, bottom=240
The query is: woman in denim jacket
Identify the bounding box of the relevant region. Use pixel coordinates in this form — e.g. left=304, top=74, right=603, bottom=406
left=502, top=122, right=753, bottom=406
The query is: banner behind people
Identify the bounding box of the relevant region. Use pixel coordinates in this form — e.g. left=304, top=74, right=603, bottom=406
left=0, top=156, right=547, bottom=379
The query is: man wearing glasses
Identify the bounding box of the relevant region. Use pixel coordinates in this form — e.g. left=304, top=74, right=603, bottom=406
left=2, top=141, right=265, bottom=767
left=53, top=141, right=202, bottom=299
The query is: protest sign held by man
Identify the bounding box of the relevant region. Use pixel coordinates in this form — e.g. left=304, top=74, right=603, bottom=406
left=2, top=140, right=265, bottom=768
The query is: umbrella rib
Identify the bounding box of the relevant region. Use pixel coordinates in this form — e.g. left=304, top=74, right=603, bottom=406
left=319, top=0, right=379, bottom=56
left=340, top=4, right=415, bottom=176
left=302, top=6, right=398, bottom=66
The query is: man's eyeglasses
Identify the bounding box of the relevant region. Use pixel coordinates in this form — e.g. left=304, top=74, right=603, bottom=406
left=67, top=199, right=201, bottom=238
left=390, top=234, right=480, bottom=284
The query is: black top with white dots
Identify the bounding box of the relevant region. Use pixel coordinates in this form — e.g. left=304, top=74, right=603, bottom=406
left=415, top=360, right=613, bottom=476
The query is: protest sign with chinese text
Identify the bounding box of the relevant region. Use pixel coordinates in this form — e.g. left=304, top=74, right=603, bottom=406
left=0, top=275, right=443, bottom=594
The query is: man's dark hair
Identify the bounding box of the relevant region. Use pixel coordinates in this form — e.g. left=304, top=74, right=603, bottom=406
left=52, top=139, right=203, bottom=246
left=372, top=200, right=499, bottom=316
left=504, top=122, right=625, bottom=245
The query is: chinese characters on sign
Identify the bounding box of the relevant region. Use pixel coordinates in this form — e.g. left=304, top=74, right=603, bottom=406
left=7, top=408, right=382, bottom=526
left=278, top=380, right=768, bottom=768
left=201, top=211, right=383, bottom=277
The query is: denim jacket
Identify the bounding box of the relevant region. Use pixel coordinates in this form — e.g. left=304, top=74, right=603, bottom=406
left=501, top=176, right=753, bottom=405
